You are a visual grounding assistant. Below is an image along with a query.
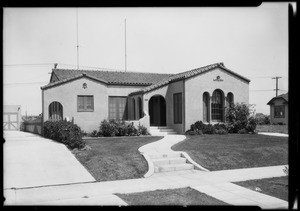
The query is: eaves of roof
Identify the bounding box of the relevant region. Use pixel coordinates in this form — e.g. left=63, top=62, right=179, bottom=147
left=41, top=73, right=108, bottom=90
left=267, top=93, right=289, bottom=105
left=129, top=62, right=250, bottom=96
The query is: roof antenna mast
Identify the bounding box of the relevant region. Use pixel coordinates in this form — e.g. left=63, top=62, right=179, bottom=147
left=76, top=8, right=80, bottom=70
left=125, top=18, right=127, bottom=72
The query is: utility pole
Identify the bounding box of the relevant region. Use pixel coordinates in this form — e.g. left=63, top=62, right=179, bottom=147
left=272, top=77, right=282, bottom=96
left=124, top=18, right=127, bottom=72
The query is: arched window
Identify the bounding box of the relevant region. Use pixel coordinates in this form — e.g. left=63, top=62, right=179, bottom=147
left=138, top=97, right=143, bottom=119
left=48, top=101, right=63, bottom=121
left=227, top=92, right=234, bottom=107
left=203, top=92, right=210, bottom=122
left=211, top=89, right=224, bottom=122
left=132, top=98, right=136, bottom=120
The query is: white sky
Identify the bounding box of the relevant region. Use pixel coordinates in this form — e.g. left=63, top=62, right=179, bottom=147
left=3, top=4, right=290, bottom=116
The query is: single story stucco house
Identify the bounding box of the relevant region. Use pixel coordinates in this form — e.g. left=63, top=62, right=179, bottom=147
left=267, top=93, right=288, bottom=125
left=41, top=62, right=250, bottom=134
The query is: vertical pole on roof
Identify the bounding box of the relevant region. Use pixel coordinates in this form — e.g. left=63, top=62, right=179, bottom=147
left=76, top=8, right=79, bottom=70
left=125, top=18, right=127, bottom=72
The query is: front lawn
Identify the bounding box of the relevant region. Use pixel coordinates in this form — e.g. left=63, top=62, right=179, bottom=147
left=256, top=124, right=288, bottom=134
left=72, top=136, right=163, bottom=181
left=234, top=176, right=288, bottom=201
left=172, top=134, right=288, bottom=171
left=116, top=187, right=228, bottom=206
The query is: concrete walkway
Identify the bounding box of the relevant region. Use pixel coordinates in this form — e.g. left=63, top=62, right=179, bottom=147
left=3, top=131, right=96, bottom=189
left=3, top=132, right=289, bottom=208
left=258, top=132, right=288, bottom=137
left=4, top=165, right=288, bottom=207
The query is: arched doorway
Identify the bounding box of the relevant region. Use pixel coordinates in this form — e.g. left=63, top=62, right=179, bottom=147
left=203, top=92, right=210, bottom=122
left=211, top=89, right=224, bottom=122
left=48, top=101, right=63, bottom=121
left=149, top=95, right=166, bottom=126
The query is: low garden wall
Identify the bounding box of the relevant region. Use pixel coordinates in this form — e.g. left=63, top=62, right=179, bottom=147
left=23, top=120, right=42, bottom=135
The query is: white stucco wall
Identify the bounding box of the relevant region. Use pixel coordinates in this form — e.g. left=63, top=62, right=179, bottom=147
left=42, top=78, right=144, bottom=132
left=184, top=67, right=249, bottom=132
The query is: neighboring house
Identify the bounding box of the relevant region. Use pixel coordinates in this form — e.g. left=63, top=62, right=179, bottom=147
left=267, top=93, right=288, bottom=125
left=41, top=62, right=250, bottom=134
left=3, top=105, right=22, bottom=130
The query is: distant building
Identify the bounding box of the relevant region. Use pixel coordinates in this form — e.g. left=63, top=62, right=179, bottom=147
left=3, top=105, right=22, bottom=130
left=267, top=93, right=288, bottom=125
left=41, top=62, right=250, bottom=133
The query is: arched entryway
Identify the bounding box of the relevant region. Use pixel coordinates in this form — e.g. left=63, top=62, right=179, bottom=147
left=211, top=89, right=224, bottom=122
left=48, top=101, right=63, bottom=121
left=149, top=95, right=166, bottom=126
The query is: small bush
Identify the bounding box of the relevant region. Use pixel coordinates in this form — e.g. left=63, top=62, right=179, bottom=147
left=99, top=119, right=141, bottom=137
left=238, top=128, right=248, bottom=134
left=246, top=116, right=257, bottom=133
left=138, top=125, right=150, bottom=135
left=43, top=120, right=85, bottom=149
left=185, top=129, right=203, bottom=135
left=215, top=129, right=228, bottom=135
left=203, top=124, right=215, bottom=134
left=100, top=119, right=118, bottom=137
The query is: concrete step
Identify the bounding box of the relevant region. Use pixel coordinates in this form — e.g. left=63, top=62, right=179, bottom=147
left=150, top=132, right=177, bottom=136
left=150, top=128, right=175, bottom=132
left=152, top=157, right=187, bottom=166
left=150, top=126, right=169, bottom=130
left=148, top=152, right=182, bottom=159
left=154, top=163, right=194, bottom=173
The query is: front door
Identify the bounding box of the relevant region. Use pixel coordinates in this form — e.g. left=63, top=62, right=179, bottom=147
left=149, top=95, right=166, bottom=126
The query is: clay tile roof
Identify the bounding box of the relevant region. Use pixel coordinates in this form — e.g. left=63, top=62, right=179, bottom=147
left=53, top=68, right=173, bottom=85
left=129, top=62, right=250, bottom=95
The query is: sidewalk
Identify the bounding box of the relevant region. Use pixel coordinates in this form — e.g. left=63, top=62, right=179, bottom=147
left=258, top=132, right=288, bottom=137
left=4, top=165, right=288, bottom=207
left=3, top=133, right=289, bottom=208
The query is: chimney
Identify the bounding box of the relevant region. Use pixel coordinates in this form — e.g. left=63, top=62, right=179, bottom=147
left=54, top=63, right=58, bottom=69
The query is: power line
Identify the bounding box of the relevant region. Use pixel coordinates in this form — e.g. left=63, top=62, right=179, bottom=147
left=4, top=81, right=48, bottom=86
left=4, top=63, right=54, bottom=67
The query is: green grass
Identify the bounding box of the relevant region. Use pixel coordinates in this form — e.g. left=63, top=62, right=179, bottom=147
left=256, top=124, right=288, bottom=134
left=172, top=134, right=288, bottom=171
left=72, top=136, right=163, bottom=181
left=116, top=187, right=228, bottom=206
left=234, top=176, right=288, bottom=201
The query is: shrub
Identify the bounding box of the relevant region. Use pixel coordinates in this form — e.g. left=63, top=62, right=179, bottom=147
left=99, top=119, right=141, bottom=137
left=203, top=124, right=215, bottom=134
left=213, top=123, right=227, bottom=131
left=100, top=119, right=118, bottom=137
left=43, top=120, right=85, bottom=149
left=238, top=128, right=248, bottom=134
left=255, top=113, right=270, bottom=125
left=138, top=125, right=150, bottom=135
left=185, top=129, right=203, bottom=135
left=225, top=103, right=256, bottom=133
left=246, top=116, right=257, bottom=133
left=215, top=129, right=228, bottom=135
